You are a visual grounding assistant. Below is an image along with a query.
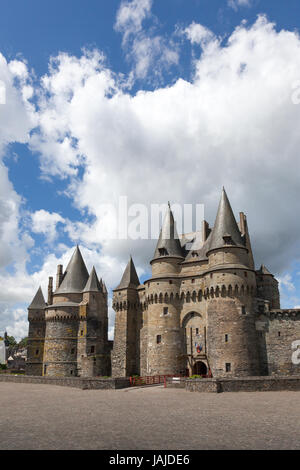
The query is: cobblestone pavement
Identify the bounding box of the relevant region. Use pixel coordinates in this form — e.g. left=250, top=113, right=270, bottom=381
left=0, top=383, right=299, bottom=450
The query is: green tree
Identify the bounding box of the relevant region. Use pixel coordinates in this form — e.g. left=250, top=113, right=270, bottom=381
left=6, top=336, right=17, bottom=355
left=18, top=337, right=28, bottom=349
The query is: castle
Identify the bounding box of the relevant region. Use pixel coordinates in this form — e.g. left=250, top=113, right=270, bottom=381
left=26, top=188, right=300, bottom=378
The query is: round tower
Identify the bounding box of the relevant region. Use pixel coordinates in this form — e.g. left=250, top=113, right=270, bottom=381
left=43, top=246, right=89, bottom=377
left=256, top=265, right=280, bottom=309
left=145, top=204, right=185, bottom=375
left=205, top=189, right=261, bottom=377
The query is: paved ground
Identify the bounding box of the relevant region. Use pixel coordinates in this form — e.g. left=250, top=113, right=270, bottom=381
left=0, top=383, right=299, bottom=450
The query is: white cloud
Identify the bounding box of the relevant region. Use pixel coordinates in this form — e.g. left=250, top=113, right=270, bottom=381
left=184, top=22, right=216, bottom=47
left=115, top=0, right=179, bottom=80
left=115, top=0, right=153, bottom=42
left=4, top=14, right=300, bottom=339
left=0, top=55, right=35, bottom=271
left=0, top=54, right=36, bottom=338
left=5, top=308, right=28, bottom=341
left=278, top=274, right=296, bottom=293
left=28, top=16, right=300, bottom=278
left=228, top=0, right=253, bottom=11
left=31, top=210, right=65, bottom=243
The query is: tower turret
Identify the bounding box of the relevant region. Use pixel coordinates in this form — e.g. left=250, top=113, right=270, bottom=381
left=205, top=188, right=260, bottom=377
left=112, top=257, right=141, bottom=377
left=151, top=203, right=184, bottom=278
left=79, top=266, right=110, bottom=376
left=144, top=204, right=185, bottom=376
left=256, top=265, right=280, bottom=309
left=26, top=246, right=110, bottom=378
left=54, top=245, right=89, bottom=302
left=26, top=287, right=46, bottom=376
left=43, top=246, right=89, bottom=377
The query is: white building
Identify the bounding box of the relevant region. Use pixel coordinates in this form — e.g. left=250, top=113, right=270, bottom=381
left=0, top=338, right=6, bottom=364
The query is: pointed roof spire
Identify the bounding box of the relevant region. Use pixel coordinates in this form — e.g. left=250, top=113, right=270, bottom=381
left=258, top=265, right=273, bottom=276
left=55, top=246, right=89, bottom=294
left=28, top=286, right=46, bottom=309
left=83, top=266, right=102, bottom=292
left=208, top=188, right=244, bottom=253
left=115, top=256, right=140, bottom=290
left=153, top=203, right=183, bottom=260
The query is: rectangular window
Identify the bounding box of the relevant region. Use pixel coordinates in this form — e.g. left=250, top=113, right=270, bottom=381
left=91, top=345, right=95, bottom=353
left=226, top=363, right=231, bottom=372
left=225, top=334, right=229, bottom=343
left=241, top=306, right=246, bottom=315
left=191, top=279, right=195, bottom=283
left=196, top=328, right=199, bottom=335
left=35, top=349, right=39, bottom=356
left=71, top=348, right=75, bottom=354
left=163, top=307, right=168, bottom=315
left=278, top=331, right=281, bottom=337
left=157, top=335, right=162, bottom=344
left=81, top=330, right=84, bottom=336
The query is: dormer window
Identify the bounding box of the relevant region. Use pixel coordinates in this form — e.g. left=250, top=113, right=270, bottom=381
left=223, top=233, right=233, bottom=245
left=159, top=248, right=168, bottom=256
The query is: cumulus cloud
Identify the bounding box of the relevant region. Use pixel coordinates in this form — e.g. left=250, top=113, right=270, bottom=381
left=184, top=22, right=216, bottom=47
left=0, top=55, right=35, bottom=271
left=3, top=13, right=300, bottom=339
left=115, top=0, right=153, bottom=42
left=278, top=274, right=295, bottom=293
left=0, top=55, right=36, bottom=338
left=28, top=16, right=300, bottom=278
left=31, top=210, right=65, bottom=243
left=115, top=0, right=179, bottom=80
left=228, top=0, right=253, bottom=11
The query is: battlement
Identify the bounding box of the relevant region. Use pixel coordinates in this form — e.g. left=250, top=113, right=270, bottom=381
left=267, top=309, right=300, bottom=320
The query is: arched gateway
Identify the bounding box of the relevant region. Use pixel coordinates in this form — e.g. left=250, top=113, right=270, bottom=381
left=192, top=361, right=207, bottom=376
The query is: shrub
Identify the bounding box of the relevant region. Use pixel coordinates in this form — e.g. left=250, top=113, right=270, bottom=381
left=189, top=374, right=202, bottom=379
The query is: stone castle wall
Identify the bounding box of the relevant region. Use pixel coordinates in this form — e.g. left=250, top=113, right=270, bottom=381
left=256, top=311, right=300, bottom=376
left=26, top=311, right=45, bottom=377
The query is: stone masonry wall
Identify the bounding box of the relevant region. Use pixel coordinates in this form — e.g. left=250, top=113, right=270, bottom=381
left=0, top=375, right=130, bottom=389
left=256, top=312, right=300, bottom=376
left=26, top=317, right=45, bottom=376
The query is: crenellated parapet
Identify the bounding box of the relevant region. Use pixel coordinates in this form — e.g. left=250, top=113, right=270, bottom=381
left=266, top=309, right=300, bottom=320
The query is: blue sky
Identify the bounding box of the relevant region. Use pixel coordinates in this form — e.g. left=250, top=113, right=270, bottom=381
left=1, top=0, right=300, bottom=339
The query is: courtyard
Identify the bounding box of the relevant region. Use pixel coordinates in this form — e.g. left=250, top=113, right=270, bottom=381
left=0, top=382, right=299, bottom=450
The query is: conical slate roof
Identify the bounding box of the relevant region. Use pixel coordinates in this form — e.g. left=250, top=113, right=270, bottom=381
left=185, top=233, right=211, bottom=262
left=115, top=256, right=140, bottom=290
left=28, top=286, right=46, bottom=309
left=258, top=265, right=273, bottom=276
left=153, top=203, right=183, bottom=260
left=83, top=266, right=102, bottom=292
left=55, top=246, right=89, bottom=294
left=208, top=188, right=244, bottom=253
